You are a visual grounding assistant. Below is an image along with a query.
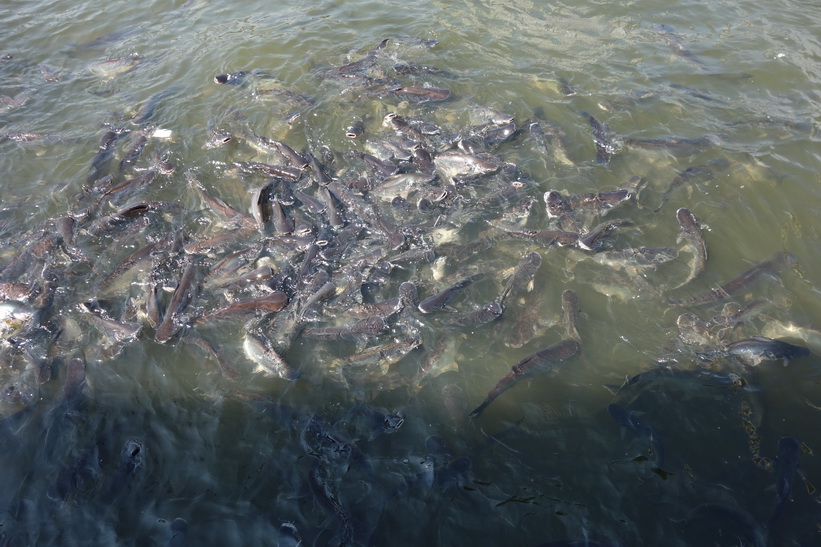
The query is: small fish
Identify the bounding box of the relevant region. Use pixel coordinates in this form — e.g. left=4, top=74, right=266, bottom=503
left=656, top=164, right=718, bottom=212
left=581, top=111, right=620, bottom=164
left=672, top=208, right=707, bottom=289
left=446, top=300, right=503, bottom=327
left=697, top=337, right=810, bottom=366
left=418, top=274, right=483, bottom=313
left=470, top=338, right=580, bottom=417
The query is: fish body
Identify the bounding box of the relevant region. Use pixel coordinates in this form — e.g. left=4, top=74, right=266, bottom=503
left=607, top=403, right=665, bottom=468
left=470, top=338, right=580, bottom=417
left=768, top=436, right=800, bottom=530
left=418, top=274, right=483, bottom=313
left=687, top=251, right=796, bottom=305
left=673, top=208, right=707, bottom=288
left=697, top=337, right=810, bottom=366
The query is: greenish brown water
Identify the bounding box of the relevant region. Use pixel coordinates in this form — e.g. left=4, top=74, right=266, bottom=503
left=1, top=0, right=820, bottom=545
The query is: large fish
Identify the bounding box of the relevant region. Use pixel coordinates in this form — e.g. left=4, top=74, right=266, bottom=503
left=470, top=338, right=580, bottom=417
left=696, top=336, right=810, bottom=366
left=686, top=251, right=796, bottom=305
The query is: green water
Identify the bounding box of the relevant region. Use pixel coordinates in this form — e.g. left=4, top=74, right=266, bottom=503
left=1, top=0, right=820, bottom=545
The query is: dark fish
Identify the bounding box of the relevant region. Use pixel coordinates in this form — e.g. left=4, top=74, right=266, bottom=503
left=103, top=438, right=145, bottom=502
left=117, top=135, right=148, bottom=175
left=214, top=70, right=251, bottom=85
left=561, top=289, right=581, bottom=343
left=656, top=164, right=717, bottom=212
left=502, top=228, right=581, bottom=247
left=565, top=189, right=633, bottom=216
left=131, top=85, right=182, bottom=125
left=767, top=436, right=800, bottom=531
left=236, top=161, right=302, bottom=181
left=154, top=261, right=197, bottom=344
left=686, top=251, right=796, bottom=305
left=673, top=208, right=707, bottom=289
left=368, top=86, right=451, bottom=102
left=577, top=220, right=625, bottom=251
left=418, top=273, right=484, bottom=313
left=581, top=111, right=620, bottom=164
left=500, top=252, right=542, bottom=307
left=624, top=135, right=716, bottom=157
left=168, top=518, right=189, bottom=547
left=187, top=336, right=239, bottom=381
left=86, top=130, right=123, bottom=184
left=193, top=291, right=288, bottom=325
left=345, top=118, right=364, bottom=139
left=277, top=522, right=301, bottom=547
left=589, top=247, right=679, bottom=269
left=302, top=315, right=388, bottom=341
left=446, top=300, right=503, bottom=327
left=506, top=277, right=548, bottom=349
left=697, top=337, right=810, bottom=366
left=470, top=338, right=580, bottom=417
left=607, top=403, right=665, bottom=469
left=655, top=24, right=709, bottom=69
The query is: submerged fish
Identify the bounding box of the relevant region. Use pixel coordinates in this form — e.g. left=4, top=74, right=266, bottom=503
left=607, top=402, right=665, bottom=469
left=767, top=436, right=800, bottom=531
left=686, top=251, right=796, bottom=305
left=696, top=337, right=810, bottom=366
left=470, top=338, right=580, bottom=417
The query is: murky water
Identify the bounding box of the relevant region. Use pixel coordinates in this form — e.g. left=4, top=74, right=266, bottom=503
left=1, top=0, right=820, bottom=545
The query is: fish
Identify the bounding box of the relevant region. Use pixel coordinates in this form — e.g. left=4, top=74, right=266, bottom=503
left=243, top=332, right=298, bottom=379
left=587, top=247, right=679, bottom=270
left=418, top=273, right=484, bottom=313
left=655, top=24, right=709, bottom=70
left=672, top=208, right=707, bottom=289
left=131, top=85, right=183, bottom=126
left=656, top=163, right=724, bottom=212
left=581, top=111, right=620, bottom=164
left=470, top=338, right=580, bottom=417
left=103, top=438, right=145, bottom=502
left=277, top=522, right=302, bottom=547
left=696, top=337, right=810, bottom=366
left=302, top=315, right=388, bottom=341
left=330, top=334, right=422, bottom=381
left=193, top=291, right=288, bottom=325
left=154, top=261, right=197, bottom=344
left=686, top=251, right=797, bottom=305
left=499, top=252, right=542, bottom=307
left=767, top=436, right=800, bottom=531
left=561, top=289, right=581, bottom=343
left=607, top=403, right=665, bottom=469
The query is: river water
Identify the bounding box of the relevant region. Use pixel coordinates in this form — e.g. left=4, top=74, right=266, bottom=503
left=1, top=0, right=820, bottom=545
